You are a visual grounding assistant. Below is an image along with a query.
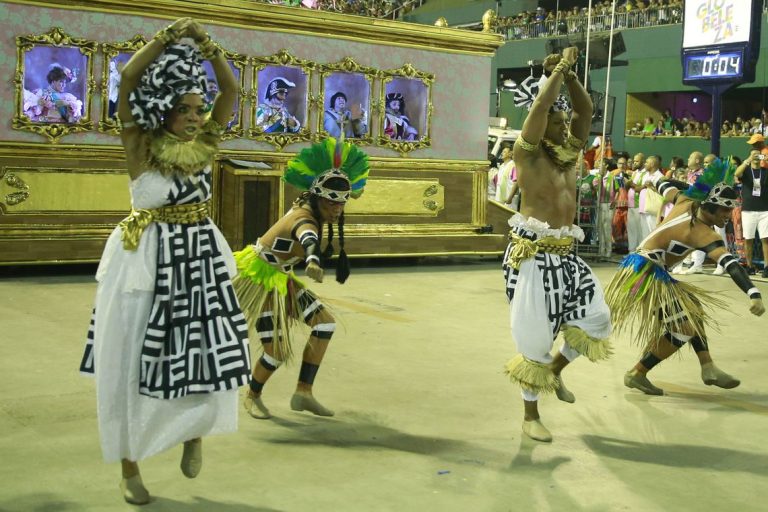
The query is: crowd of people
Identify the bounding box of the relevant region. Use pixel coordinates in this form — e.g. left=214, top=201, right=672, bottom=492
left=259, top=0, right=421, bottom=18
left=629, top=110, right=768, bottom=140
left=490, top=136, right=768, bottom=277
left=498, top=0, right=684, bottom=40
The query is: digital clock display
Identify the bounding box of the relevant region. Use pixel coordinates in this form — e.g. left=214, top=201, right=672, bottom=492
left=684, top=51, right=743, bottom=80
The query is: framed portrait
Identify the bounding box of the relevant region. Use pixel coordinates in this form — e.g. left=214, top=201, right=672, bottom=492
left=201, top=47, right=247, bottom=140
left=14, top=27, right=97, bottom=143
left=379, top=63, right=434, bottom=156
left=99, top=35, right=146, bottom=135
left=249, top=50, right=315, bottom=150
left=317, top=57, right=376, bottom=144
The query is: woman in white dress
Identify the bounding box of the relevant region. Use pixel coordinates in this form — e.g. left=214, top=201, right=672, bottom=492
left=79, top=18, right=250, bottom=505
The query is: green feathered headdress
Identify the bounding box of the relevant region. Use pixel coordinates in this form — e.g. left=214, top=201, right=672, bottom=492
left=284, top=137, right=369, bottom=201
left=683, top=156, right=738, bottom=207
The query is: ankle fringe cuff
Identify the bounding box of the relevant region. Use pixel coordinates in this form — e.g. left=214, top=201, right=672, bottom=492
left=562, top=325, right=613, bottom=362
left=504, top=355, right=558, bottom=394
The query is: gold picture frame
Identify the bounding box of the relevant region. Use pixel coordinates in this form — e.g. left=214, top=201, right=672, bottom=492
left=248, top=49, right=315, bottom=151
left=202, top=44, right=248, bottom=140
left=13, top=27, right=97, bottom=143
left=98, top=34, right=147, bottom=135
left=317, top=57, right=376, bottom=145
left=378, top=63, right=434, bottom=157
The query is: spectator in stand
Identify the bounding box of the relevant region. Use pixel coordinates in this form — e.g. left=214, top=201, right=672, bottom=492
left=661, top=109, right=676, bottom=133
left=597, top=157, right=618, bottom=259
left=748, top=133, right=768, bottom=167
left=637, top=155, right=665, bottom=240
left=736, top=148, right=768, bottom=277
left=642, top=117, right=655, bottom=136
left=495, top=145, right=518, bottom=208
left=665, top=156, right=686, bottom=181
left=672, top=151, right=707, bottom=274
left=626, top=152, right=646, bottom=251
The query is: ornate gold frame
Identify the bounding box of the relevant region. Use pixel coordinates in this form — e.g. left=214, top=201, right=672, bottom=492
left=216, top=46, right=248, bottom=140
left=98, top=34, right=147, bottom=135
left=248, top=49, right=316, bottom=151
left=13, top=27, right=97, bottom=143
left=316, top=57, right=377, bottom=145
left=378, top=63, right=434, bottom=157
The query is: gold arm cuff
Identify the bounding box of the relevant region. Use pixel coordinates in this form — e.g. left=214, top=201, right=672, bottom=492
left=552, top=59, right=571, bottom=76
left=199, top=38, right=221, bottom=60
left=506, top=233, right=574, bottom=269
left=155, top=26, right=180, bottom=45
left=119, top=201, right=210, bottom=251
left=514, top=136, right=539, bottom=153
left=203, top=118, right=226, bottom=137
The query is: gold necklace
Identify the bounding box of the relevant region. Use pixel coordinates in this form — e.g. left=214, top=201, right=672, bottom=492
left=540, top=138, right=580, bottom=173
left=146, top=123, right=220, bottom=177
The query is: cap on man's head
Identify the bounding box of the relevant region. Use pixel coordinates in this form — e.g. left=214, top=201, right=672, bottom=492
left=747, top=133, right=765, bottom=145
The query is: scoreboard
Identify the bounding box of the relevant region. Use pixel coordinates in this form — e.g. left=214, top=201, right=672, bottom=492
left=681, top=0, right=759, bottom=86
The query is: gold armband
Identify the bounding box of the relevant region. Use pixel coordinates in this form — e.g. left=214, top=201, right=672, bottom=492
left=552, top=59, right=571, bottom=77
left=154, top=26, right=179, bottom=45
left=514, top=135, right=539, bottom=153
left=198, top=37, right=221, bottom=60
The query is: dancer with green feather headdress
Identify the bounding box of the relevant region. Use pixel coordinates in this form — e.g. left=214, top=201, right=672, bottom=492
left=233, top=135, right=369, bottom=420
left=606, top=157, right=765, bottom=397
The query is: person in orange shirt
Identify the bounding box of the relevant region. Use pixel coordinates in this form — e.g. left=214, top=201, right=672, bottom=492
left=747, top=133, right=768, bottom=169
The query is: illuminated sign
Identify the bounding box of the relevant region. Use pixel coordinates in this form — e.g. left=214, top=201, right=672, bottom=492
left=683, top=50, right=743, bottom=80
left=683, top=0, right=752, bottom=48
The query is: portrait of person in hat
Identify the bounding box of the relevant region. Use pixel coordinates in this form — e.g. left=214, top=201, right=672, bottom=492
left=23, top=62, right=83, bottom=123
left=256, top=75, right=301, bottom=133
left=323, top=91, right=368, bottom=138
left=384, top=92, right=418, bottom=141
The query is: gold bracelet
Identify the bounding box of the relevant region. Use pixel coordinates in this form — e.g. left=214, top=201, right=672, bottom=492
left=564, top=70, right=578, bottom=83
left=199, top=38, right=221, bottom=60
left=552, top=59, right=571, bottom=77
left=154, top=26, right=179, bottom=45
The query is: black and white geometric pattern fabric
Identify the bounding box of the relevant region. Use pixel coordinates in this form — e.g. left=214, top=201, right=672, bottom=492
left=128, top=44, right=208, bottom=131
left=254, top=288, right=325, bottom=344
left=502, top=227, right=599, bottom=338
left=310, top=169, right=350, bottom=203
left=512, top=74, right=571, bottom=113
left=79, top=310, right=96, bottom=374
left=272, top=237, right=293, bottom=253
left=80, top=169, right=251, bottom=399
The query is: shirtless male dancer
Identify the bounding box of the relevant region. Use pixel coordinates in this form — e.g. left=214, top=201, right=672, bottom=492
left=503, top=47, right=612, bottom=442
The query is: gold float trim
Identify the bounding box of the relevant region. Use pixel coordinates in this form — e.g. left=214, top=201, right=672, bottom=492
left=13, top=26, right=97, bottom=143
left=3, top=0, right=503, bottom=56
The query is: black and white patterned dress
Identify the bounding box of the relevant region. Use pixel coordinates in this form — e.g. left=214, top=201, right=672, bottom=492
left=80, top=167, right=250, bottom=463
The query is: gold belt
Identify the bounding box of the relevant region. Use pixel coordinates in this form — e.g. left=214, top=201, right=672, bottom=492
left=506, top=232, right=574, bottom=269
left=118, top=201, right=210, bottom=251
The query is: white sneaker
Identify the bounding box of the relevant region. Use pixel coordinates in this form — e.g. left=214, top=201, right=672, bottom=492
left=671, top=263, right=686, bottom=275
left=712, top=266, right=725, bottom=275
left=682, top=265, right=704, bottom=275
